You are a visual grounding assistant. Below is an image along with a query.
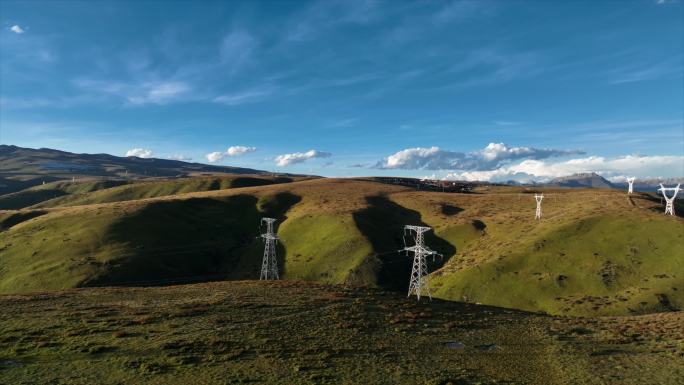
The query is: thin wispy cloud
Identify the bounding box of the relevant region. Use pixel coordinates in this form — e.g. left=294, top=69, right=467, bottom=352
left=326, top=118, right=358, bottom=128
left=286, top=0, right=382, bottom=42
left=608, top=56, right=683, bottom=84
left=220, top=30, right=257, bottom=73
left=494, top=121, right=522, bottom=126
left=213, top=86, right=276, bottom=106
left=74, top=79, right=192, bottom=106
left=433, top=0, right=495, bottom=24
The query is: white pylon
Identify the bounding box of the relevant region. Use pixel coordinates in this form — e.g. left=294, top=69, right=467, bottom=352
left=627, top=177, right=635, bottom=194
left=259, top=218, right=279, bottom=280
left=401, top=225, right=441, bottom=301
left=657, top=184, right=681, bottom=216
left=535, top=194, right=544, bottom=220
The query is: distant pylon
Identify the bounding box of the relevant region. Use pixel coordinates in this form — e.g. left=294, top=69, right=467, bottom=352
left=658, top=184, right=681, bottom=216
left=259, top=218, right=279, bottom=280
left=627, top=177, right=635, bottom=194
left=535, top=194, right=544, bottom=220
left=401, top=225, right=441, bottom=301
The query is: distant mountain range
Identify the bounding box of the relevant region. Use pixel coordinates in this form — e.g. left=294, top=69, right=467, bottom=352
left=521, top=172, right=682, bottom=192
left=0, top=145, right=278, bottom=195
left=547, top=172, right=615, bottom=189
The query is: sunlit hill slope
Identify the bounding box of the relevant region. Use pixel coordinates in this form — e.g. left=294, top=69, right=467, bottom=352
left=0, top=177, right=682, bottom=316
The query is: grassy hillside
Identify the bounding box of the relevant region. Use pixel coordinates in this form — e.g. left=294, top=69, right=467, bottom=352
left=1, top=281, right=682, bottom=385
left=0, top=178, right=682, bottom=317
left=0, top=175, right=296, bottom=210
left=0, top=180, right=130, bottom=209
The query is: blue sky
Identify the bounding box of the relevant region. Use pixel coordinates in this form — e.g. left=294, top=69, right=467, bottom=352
left=1, top=0, right=682, bottom=181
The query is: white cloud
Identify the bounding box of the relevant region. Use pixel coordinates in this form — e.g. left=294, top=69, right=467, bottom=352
left=375, top=143, right=582, bottom=170
left=168, top=154, right=192, bottom=161
left=445, top=155, right=684, bottom=182
left=205, top=146, right=257, bottom=163
left=126, top=148, right=154, bottom=158
left=227, top=146, right=257, bottom=156
left=10, top=25, right=24, bottom=34
left=275, top=150, right=332, bottom=166
left=379, top=147, right=455, bottom=169
left=206, top=151, right=225, bottom=163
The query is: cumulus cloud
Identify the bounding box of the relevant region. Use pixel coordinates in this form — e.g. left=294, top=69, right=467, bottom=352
left=227, top=146, right=257, bottom=156
left=375, top=143, right=582, bottom=170
left=125, top=148, right=154, bottom=158
left=275, top=150, right=331, bottom=167
left=10, top=25, right=24, bottom=34
left=206, top=151, right=225, bottom=163
left=205, top=146, right=257, bottom=163
left=444, top=155, right=684, bottom=182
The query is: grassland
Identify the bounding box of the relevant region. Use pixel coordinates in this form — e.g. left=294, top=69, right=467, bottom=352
left=0, top=177, right=682, bottom=317
left=0, top=175, right=298, bottom=210
left=1, top=281, right=682, bottom=385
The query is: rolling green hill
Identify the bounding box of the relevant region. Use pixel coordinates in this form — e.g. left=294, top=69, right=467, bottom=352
left=0, top=178, right=682, bottom=316
left=0, top=175, right=298, bottom=210
left=0, top=180, right=131, bottom=210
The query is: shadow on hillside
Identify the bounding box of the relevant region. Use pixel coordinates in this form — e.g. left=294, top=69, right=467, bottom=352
left=353, top=195, right=456, bottom=292
left=82, top=193, right=300, bottom=288
left=441, top=203, right=463, bottom=216
left=638, top=193, right=684, bottom=219
left=231, top=177, right=293, bottom=189
left=0, top=210, right=48, bottom=231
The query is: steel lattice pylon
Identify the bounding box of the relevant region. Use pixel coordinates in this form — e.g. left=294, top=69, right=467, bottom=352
left=259, top=218, right=279, bottom=280
left=534, top=194, right=544, bottom=220
left=658, top=183, right=681, bottom=216
left=402, top=225, right=441, bottom=301
left=627, top=177, right=635, bottom=194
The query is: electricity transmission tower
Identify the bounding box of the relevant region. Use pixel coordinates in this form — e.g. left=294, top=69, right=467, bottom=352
left=535, top=194, right=544, bottom=220
left=259, top=218, right=279, bottom=280
left=658, top=184, right=681, bottom=216
left=401, top=225, right=441, bottom=301
left=627, top=177, right=635, bottom=194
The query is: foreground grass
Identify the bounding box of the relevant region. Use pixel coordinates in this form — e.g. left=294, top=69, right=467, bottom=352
left=0, top=281, right=682, bottom=385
